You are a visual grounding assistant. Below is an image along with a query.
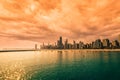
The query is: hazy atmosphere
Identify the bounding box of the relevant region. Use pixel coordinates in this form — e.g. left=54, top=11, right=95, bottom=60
left=0, top=0, right=120, bottom=48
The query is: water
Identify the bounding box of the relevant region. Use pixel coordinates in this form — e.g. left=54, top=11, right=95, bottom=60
left=0, top=50, right=120, bottom=80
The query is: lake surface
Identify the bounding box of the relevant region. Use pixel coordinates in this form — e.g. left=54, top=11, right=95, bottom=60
left=0, top=50, right=120, bottom=80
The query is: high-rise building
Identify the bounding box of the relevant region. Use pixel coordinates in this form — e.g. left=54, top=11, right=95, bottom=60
left=93, top=39, right=103, bottom=49
left=96, top=39, right=103, bottom=49
left=57, top=40, right=60, bottom=47
left=92, top=41, right=96, bottom=49
left=57, top=36, right=63, bottom=49
left=112, top=40, right=119, bottom=48
left=64, top=39, right=68, bottom=49
left=79, top=41, right=84, bottom=49
left=60, top=36, right=62, bottom=45
left=102, top=39, right=110, bottom=48
left=68, top=43, right=72, bottom=49
left=73, top=40, right=75, bottom=49
left=73, top=40, right=77, bottom=49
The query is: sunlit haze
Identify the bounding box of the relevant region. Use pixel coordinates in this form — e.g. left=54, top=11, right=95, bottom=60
left=0, top=0, right=120, bottom=48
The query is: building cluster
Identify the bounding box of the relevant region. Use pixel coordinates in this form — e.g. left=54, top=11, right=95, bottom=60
left=40, top=35, right=120, bottom=49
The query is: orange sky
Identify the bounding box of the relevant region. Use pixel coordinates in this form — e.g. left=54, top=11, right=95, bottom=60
left=0, top=0, right=120, bottom=48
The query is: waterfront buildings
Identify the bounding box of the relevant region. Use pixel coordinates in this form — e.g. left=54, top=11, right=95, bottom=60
left=102, top=39, right=110, bottom=48
left=41, top=35, right=120, bottom=49
left=57, top=36, right=63, bottom=49
left=92, top=39, right=103, bottom=49
left=79, top=41, right=84, bottom=49
left=112, top=40, right=119, bottom=48
left=64, top=39, right=68, bottom=49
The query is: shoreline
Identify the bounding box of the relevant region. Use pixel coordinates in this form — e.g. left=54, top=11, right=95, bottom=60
left=40, top=49, right=120, bottom=51
left=1, top=49, right=120, bottom=52
left=0, top=50, right=35, bottom=52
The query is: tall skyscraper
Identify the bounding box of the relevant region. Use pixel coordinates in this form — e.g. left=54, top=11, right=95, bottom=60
left=57, top=36, right=63, bottom=49
left=92, top=39, right=103, bottom=49
left=73, top=40, right=75, bottom=49
left=112, top=40, right=119, bottom=48
left=102, top=39, right=110, bottom=48
left=96, top=39, right=103, bottom=49
left=79, top=41, right=84, bottom=49
left=73, top=40, right=77, bottom=49
left=64, top=39, right=68, bottom=49
left=60, top=36, right=62, bottom=46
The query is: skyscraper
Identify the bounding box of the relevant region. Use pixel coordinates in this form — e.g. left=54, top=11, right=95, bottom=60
left=102, top=39, right=110, bottom=48
left=73, top=40, right=76, bottom=49
left=93, top=39, right=103, bottom=49
left=64, top=39, right=68, bottom=49
left=79, top=41, right=84, bottom=49
left=57, top=36, right=63, bottom=49
left=60, top=36, right=62, bottom=46
left=96, top=39, right=103, bottom=49
left=73, top=40, right=78, bottom=49
left=112, top=40, right=119, bottom=48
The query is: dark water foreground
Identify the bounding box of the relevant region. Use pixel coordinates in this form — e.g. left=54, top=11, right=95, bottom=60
left=0, top=50, right=120, bottom=80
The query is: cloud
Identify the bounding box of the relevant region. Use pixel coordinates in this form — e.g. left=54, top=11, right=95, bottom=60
left=0, top=0, right=120, bottom=48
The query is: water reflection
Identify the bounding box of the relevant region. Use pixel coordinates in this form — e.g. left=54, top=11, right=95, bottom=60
left=0, top=50, right=120, bottom=80
left=57, top=51, right=63, bottom=66
left=0, top=62, right=26, bottom=80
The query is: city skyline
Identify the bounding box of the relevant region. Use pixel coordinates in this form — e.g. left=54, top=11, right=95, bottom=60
left=41, top=35, right=120, bottom=49
left=0, top=0, right=120, bottom=48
